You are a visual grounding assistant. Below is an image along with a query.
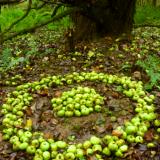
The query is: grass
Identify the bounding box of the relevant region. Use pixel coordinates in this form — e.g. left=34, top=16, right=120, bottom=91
left=136, top=54, right=160, bottom=90
left=134, top=5, right=160, bottom=25
left=0, top=4, right=71, bottom=33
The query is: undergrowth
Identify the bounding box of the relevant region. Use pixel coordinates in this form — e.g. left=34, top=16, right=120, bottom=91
left=0, top=4, right=71, bottom=33
left=136, top=54, right=160, bottom=90
left=134, top=5, right=160, bottom=25
left=0, top=48, right=27, bottom=72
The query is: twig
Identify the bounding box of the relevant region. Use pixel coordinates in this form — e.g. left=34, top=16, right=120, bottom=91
left=134, top=24, right=160, bottom=28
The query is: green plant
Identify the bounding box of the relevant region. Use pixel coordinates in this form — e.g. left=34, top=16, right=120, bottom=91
left=0, top=48, right=27, bottom=72
left=0, top=48, right=12, bottom=68
left=134, top=5, right=160, bottom=25
left=136, top=54, right=160, bottom=90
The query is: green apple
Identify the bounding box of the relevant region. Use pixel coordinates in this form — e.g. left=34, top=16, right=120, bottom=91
left=126, top=135, right=135, bottom=143
left=125, top=125, right=137, bottom=134
left=56, top=141, right=67, bottom=149
left=135, top=107, right=143, bottom=113
left=65, top=111, right=73, bottom=117
left=40, top=141, right=50, bottom=151
left=83, top=140, right=92, bottom=149
left=146, top=113, right=157, bottom=121
left=74, top=110, right=81, bottom=116
left=157, top=128, right=160, bottom=133
left=42, top=151, right=50, bottom=160
left=10, top=135, right=19, bottom=144
left=56, top=153, right=64, bottom=160
left=76, top=148, right=84, bottom=158
left=108, top=142, right=118, bottom=151
left=36, top=149, right=43, bottom=155
left=92, top=144, right=102, bottom=152
left=24, top=131, right=32, bottom=138
left=137, top=131, right=145, bottom=137
left=81, top=108, right=90, bottom=116
left=51, top=143, right=57, bottom=151
left=51, top=151, right=58, bottom=158
left=119, top=145, right=128, bottom=152
left=135, top=136, right=143, bottom=143
left=103, top=135, right=113, bottom=144
left=102, top=147, right=111, bottom=156
left=147, top=142, right=156, bottom=148
left=116, top=139, right=125, bottom=146
left=31, top=139, right=39, bottom=147
left=67, top=145, right=77, bottom=153
left=65, top=152, right=75, bottom=159
left=57, top=110, right=65, bottom=117
left=20, top=136, right=29, bottom=142
left=86, top=148, right=94, bottom=155
left=3, top=128, right=13, bottom=136
left=115, top=150, right=123, bottom=157
left=13, top=141, right=21, bottom=151
left=19, top=142, right=28, bottom=150
left=90, top=136, right=101, bottom=145
left=26, top=145, right=36, bottom=154
left=94, top=105, right=102, bottom=112
left=154, top=120, right=160, bottom=127
left=139, top=125, right=148, bottom=133
left=2, top=134, right=10, bottom=140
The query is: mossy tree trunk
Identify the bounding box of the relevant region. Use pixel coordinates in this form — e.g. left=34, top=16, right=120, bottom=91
left=68, top=0, right=137, bottom=42
left=0, top=5, right=2, bottom=46
left=152, top=0, right=157, bottom=6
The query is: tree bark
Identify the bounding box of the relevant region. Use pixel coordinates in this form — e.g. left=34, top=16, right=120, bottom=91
left=0, top=0, right=22, bottom=5
left=0, top=5, right=2, bottom=47
left=152, top=0, right=157, bottom=6
left=68, top=0, right=137, bottom=42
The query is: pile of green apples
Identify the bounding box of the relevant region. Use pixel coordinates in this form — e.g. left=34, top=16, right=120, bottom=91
left=1, top=71, right=159, bottom=160
left=51, top=86, right=104, bottom=117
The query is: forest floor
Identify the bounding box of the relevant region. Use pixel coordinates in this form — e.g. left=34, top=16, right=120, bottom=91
left=0, top=27, right=160, bottom=160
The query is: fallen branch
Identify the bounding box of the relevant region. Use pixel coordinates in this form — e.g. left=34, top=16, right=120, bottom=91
left=31, top=2, right=46, bottom=10
left=0, top=0, right=23, bottom=5
left=51, top=4, right=62, bottom=17
left=2, top=8, right=78, bottom=42
left=1, top=0, right=32, bottom=36
left=134, top=24, right=160, bottom=28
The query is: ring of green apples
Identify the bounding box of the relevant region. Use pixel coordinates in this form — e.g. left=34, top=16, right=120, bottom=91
left=1, top=72, right=158, bottom=160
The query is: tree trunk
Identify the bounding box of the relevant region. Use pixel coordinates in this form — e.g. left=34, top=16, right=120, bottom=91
left=0, top=5, right=2, bottom=47
left=70, top=0, right=137, bottom=42
left=152, top=0, right=157, bottom=6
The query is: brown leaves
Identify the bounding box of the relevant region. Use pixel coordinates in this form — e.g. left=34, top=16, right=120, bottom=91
left=144, top=130, right=154, bottom=141
left=0, top=133, right=3, bottom=143
left=54, top=90, right=62, bottom=97
left=112, top=130, right=123, bottom=137
left=38, top=89, right=49, bottom=96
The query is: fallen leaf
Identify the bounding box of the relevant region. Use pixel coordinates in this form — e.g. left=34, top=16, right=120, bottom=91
left=112, top=130, right=123, bottom=137
left=0, top=133, right=3, bottom=142
left=54, top=90, right=62, bottom=97
left=144, top=130, right=154, bottom=141
left=25, top=119, right=33, bottom=130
